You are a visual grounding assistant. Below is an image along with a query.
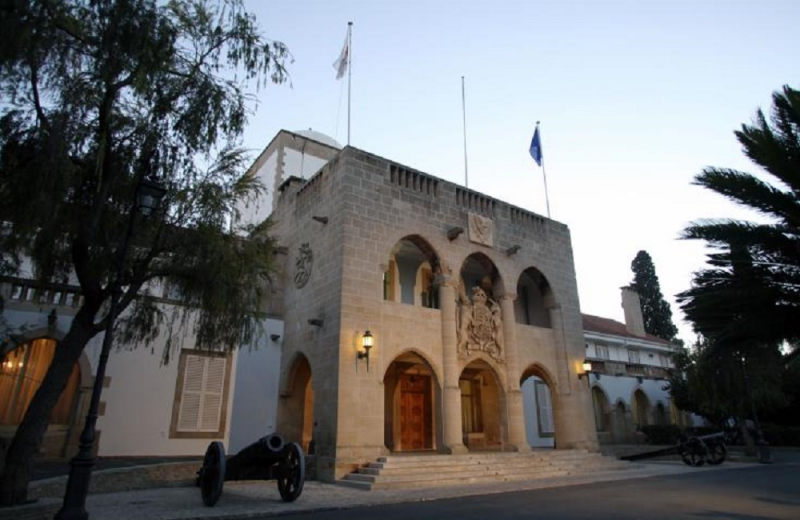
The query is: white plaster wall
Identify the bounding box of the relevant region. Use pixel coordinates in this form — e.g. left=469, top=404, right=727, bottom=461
left=283, top=148, right=328, bottom=181
left=521, top=377, right=555, bottom=448
left=237, top=153, right=278, bottom=229
left=591, top=374, right=670, bottom=410
left=228, top=318, right=284, bottom=453
left=97, top=312, right=234, bottom=456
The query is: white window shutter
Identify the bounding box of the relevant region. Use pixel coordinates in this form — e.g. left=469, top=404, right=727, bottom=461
left=177, top=353, right=227, bottom=433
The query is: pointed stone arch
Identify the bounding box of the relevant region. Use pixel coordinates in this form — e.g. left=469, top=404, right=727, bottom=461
left=456, top=253, right=505, bottom=363
left=384, top=234, right=441, bottom=308
left=383, top=349, right=443, bottom=452
left=590, top=384, right=612, bottom=443
left=632, top=388, right=651, bottom=428
left=459, top=357, right=507, bottom=450
left=612, top=399, right=630, bottom=443
left=276, top=352, right=314, bottom=452
left=515, top=267, right=555, bottom=327
left=654, top=401, right=668, bottom=426
left=0, top=327, right=90, bottom=457
left=520, top=363, right=558, bottom=448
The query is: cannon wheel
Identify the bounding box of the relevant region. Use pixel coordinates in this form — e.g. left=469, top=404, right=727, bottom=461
left=200, top=441, right=227, bottom=507
left=706, top=441, right=727, bottom=465
left=277, top=442, right=305, bottom=502
left=680, top=437, right=707, bottom=467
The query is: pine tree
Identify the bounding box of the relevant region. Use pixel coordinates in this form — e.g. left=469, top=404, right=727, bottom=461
left=631, top=250, right=679, bottom=341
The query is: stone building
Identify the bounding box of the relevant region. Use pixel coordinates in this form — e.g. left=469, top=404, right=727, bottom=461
left=248, top=130, right=599, bottom=481
left=582, top=287, right=685, bottom=445
left=1, top=129, right=600, bottom=481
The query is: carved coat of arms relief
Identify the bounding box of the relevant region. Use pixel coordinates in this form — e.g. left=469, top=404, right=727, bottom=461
left=456, top=286, right=504, bottom=362
left=293, top=243, right=313, bottom=288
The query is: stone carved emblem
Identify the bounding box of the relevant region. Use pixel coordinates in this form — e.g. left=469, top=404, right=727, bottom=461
left=294, top=243, right=313, bottom=288
left=456, top=286, right=504, bottom=362
left=468, top=213, right=493, bottom=247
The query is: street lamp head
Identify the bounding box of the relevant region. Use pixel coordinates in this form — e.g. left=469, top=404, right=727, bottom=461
left=136, top=178, right=167, bottom=216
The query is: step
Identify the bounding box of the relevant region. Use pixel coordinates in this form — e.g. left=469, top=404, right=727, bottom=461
left=338, top=450, right=632, bottom=491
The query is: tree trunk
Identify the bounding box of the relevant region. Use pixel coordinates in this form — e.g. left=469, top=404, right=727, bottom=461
left=0, top=305, right=99, bottom=506
left=739, top=416, right=756, bottom=457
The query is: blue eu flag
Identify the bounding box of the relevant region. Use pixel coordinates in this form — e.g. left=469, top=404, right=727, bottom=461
left=529, top=126, right=542, bottom=166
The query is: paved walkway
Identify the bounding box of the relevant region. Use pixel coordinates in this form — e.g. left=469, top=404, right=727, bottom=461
left=5, top=461, right=755, bottom=520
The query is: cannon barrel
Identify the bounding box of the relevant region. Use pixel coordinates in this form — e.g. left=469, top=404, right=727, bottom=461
left=197, top=432, right=306, bottom=506
left=226, top=433, right=289, bottom=480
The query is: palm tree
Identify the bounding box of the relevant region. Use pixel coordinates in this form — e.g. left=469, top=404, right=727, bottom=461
left=678, top=85, right=800, bottom=349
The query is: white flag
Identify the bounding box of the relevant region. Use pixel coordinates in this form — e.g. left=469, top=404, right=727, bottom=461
left=332, top=32, right=349, bottom=80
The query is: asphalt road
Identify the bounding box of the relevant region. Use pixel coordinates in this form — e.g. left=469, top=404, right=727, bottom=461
left=258, top=456, right=800, bottom=520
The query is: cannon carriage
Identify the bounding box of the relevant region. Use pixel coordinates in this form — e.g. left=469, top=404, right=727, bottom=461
left=196, top=433, right=305, bottom=507
left=621, top=432, right=727, bottom=467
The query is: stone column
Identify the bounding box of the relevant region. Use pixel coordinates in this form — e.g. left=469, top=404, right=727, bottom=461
left=500, top=294, right=530, bottom=451
left=548, top=303, right=598, bottom=451
left=437, top=275, right=467, bottom=453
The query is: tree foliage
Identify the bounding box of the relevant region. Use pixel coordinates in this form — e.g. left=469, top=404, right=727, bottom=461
left=667, top=337, right=787, bottom=425
left=630, top=250, right=678, bottom=341
left=0, top=0, right=289, bottom=505
left=678, top=85, right=800, bottom=348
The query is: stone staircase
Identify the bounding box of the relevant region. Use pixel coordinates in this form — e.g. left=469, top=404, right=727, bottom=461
left=338, top=449, right=634, bottom=491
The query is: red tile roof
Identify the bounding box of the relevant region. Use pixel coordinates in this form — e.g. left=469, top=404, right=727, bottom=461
left=581, top=314, right=672, bottom=345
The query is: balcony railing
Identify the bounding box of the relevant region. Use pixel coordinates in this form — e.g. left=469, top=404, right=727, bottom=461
left=587, top=359, right=671, bottom=380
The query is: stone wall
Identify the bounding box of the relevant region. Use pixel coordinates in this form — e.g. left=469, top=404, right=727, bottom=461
left=274, top=145, right=598, bottom=481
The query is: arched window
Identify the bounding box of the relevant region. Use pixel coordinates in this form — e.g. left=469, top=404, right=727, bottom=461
left=1, top=338, right=79, bottom=425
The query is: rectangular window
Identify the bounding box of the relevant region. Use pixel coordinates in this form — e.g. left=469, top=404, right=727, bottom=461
left=628, top=349, right=641, bottom=364
left=170, top=350, right=231, bottom=438
left=535, top=381, right=554, bottom=436
left=595, top=345, right=610, bottom=360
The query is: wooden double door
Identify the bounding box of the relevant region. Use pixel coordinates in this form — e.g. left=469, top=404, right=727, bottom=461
left=398, top=373, right=433, bottom=451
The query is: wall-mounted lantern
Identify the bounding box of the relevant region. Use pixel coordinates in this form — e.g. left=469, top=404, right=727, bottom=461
left=578, top=359, right=592, bottom=386
left=357, top=330, right=373, bottom=371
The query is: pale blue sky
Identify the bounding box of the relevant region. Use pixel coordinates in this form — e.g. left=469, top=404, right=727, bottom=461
left=241, top=0, right=799, bottom=342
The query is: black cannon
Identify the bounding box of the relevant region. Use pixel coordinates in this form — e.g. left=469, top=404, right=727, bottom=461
left=620, top=432, right=727, bottom=467
left=196, top=433, right=305, bottom=507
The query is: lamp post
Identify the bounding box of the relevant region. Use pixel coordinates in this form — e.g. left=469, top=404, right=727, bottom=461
left=56, top=178, right=166, bottom=520
left=741, top=354, right=772, bottom=464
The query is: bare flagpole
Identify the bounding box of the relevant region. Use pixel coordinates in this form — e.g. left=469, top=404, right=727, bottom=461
left=347, top=21, right=353, bottom=146
left=462, top=76, right=468, bottom=188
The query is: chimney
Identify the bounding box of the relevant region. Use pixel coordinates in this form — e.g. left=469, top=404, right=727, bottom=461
left=620, top=286, right=646, bottom=336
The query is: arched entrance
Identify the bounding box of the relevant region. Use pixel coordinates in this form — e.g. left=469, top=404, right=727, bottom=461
left=612, top=401, right=628, bottom=443
left=459, top=358, right=504, bottom=450
left=1, top=336, right=84, bottom=457
left=277, top=354, right=314, bottom=453
left=633, top=389, right=650, bottom=428
left=1, top=337, right=80, bottom=426
left=383, top=351, right=441, bottom=452
left=520, top=365, right=556, bottom=448
left=655, top=402, right=668, bottom=425
left=591, top=385, right=611, bottom=444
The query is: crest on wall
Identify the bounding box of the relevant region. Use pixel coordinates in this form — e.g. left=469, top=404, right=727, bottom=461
left=294, top=243, right=313, bottom=289
left=456, top=286, right=504, bottom=362
left=468, top=213, right=493, bottom=247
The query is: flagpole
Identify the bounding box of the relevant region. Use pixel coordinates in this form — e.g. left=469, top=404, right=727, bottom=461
left=347, top=21, right=352, bottom=146
left=462, top=76, right=468, bottom=188
left=538, top=121, right=551, bottom=218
